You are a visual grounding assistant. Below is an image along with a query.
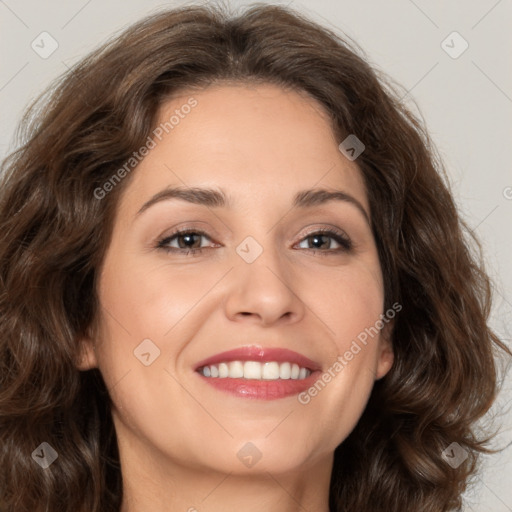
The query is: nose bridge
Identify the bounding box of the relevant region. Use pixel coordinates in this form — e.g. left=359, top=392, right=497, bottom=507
left=224, top=232, right=304, bottom=325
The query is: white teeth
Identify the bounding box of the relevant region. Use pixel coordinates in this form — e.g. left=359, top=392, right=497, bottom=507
left=218, top=362, right=229, bottom=378
left=279, top=362, right=291, bottom=379
left=262, top=362, right=280, bottom=380
left=243, top=361, right=262, bottom=379
left=200, top=360, right=312, bottom=380
left=229, top=361, right=244, bottom=378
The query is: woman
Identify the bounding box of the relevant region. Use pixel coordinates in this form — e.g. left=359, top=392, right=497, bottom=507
left=0, top=4, right=509, bottom=511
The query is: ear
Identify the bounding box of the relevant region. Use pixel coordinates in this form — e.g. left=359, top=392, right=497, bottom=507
left=375, top=320, right=394, bottom=380
left=76, top=336, right=98, bottom=371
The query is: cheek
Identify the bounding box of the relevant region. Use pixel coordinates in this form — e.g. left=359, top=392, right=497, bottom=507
left=295, top=258, right=384, bottom=445
left=93, top=252, right=230, bottom=398
left=92, top=256, right=210, bottom=436
left=97, top=253, right=223, bottom=340
left=311, top=256, right=384, bottom=355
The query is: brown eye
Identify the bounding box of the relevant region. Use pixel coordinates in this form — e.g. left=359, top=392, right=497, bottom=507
left=297, top=230, right=352, bottom=252
left=175, top=232, right=203, bottom=249
left=304, top=233, right=333, bottom=249
left=157, top=230, right=215, bottom=253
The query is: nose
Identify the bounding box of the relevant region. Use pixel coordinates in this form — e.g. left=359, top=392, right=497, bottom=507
left=223, top=244, right=305, bottom=327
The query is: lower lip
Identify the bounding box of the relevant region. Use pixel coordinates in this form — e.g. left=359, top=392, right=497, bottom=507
left=197, top=372, right=320, bottom=400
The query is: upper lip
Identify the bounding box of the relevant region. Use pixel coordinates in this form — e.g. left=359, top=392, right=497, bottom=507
left=194, top=346, right=322, bottom=372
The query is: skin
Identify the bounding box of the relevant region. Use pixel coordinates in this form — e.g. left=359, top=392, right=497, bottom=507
left=79, top=83, right=394, bottom=512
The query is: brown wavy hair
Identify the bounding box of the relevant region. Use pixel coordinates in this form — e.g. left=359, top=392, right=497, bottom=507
left=0, top=4, right=510, bottom=511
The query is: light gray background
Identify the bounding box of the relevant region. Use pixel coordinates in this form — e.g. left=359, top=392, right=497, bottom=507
left=1, top=0, right=511, bottom=510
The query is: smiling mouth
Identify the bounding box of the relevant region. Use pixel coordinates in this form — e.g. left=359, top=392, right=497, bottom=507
left=194, top=346, right=321, bottom=400
left=198, top=361, right=312, bottom=380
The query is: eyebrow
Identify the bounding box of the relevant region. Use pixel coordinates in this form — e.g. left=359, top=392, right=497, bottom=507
left=135, top=186, right=370, bottom=223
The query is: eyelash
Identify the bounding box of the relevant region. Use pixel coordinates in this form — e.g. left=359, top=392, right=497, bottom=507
left=155, top=227, right=353, bottom=256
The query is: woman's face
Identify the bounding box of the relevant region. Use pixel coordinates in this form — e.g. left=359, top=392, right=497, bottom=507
left=80, top=83, right=394, bottom=476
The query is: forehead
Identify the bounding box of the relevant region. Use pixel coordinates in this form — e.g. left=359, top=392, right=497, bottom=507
left=118, top=83, right=368, bottom=214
